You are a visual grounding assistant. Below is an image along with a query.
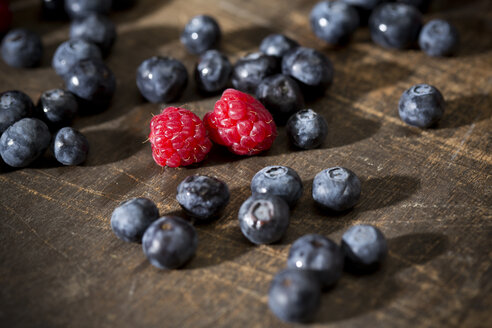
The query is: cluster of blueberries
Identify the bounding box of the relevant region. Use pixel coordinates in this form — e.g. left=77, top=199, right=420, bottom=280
left=110, top=165, right=387, bottom=322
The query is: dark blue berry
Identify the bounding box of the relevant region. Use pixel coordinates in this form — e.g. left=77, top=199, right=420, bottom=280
left=64, top=0, right=111, bottom=19
left=342, top=224, right=387, bottom=269
left=41, top=0, right=68, bottom=20
left=398, top=83, right=445, bottom=128
left=52, top=39, right=103, bottom=77
left=176, top=175, right=230, bottom=221
left=259, top=34, right=299, bottom=58
left=136, top=56, right=188, bottom=103
left=70, top=14, right=116, bottom=57
left=238, top=194, right=289, bottom=245
left=287, top=234, right=344, bottom=288
left=1, top=29, right=43, bottom=68
left=111, top=197, right=159, bottom=243
left=52, top=127, right=89, bottom=165
left=282, top=47, right=333, bottom=97
left=312, top=167, right=361, bottom=211
left=64, top=59, right=116, bottom=111
left=194, top=50, right=232, bottom=94
left=0, top=118, right=51, bottom=167
left=369, top=3, right=422, bottom=49
left=256, top=74, right=304, bottom=124
left=396, top=0, right=432, bottom=12
left=36, top=89, right=78, bottom=129
left=268, top=268, right=321, bottom=323
left=142, top=216, right=198, bottom=270
left=251, top=165, right=303, bottom=207
left=180, top=15, right=221, bottom=55
left=286, top=109, right=327, bottom=149
left=419, top=19, right=459, bottom=57
left=112, top=0, right=137, bottom=11
left=0, top=91, right=34, bottom=134
left=310, top=1, right=360, bottom=45
left=231, top=52, right=279, bottom=95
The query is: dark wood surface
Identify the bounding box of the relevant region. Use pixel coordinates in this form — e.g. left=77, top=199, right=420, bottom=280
left=1, top=0, right=491, bottom=327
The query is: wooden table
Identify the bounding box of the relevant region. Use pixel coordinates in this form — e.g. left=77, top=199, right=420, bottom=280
left=1, top=0, right=491, bottom=327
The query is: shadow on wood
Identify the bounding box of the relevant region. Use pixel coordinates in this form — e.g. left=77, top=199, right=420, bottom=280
left=439, top=94, right=492, bottom=129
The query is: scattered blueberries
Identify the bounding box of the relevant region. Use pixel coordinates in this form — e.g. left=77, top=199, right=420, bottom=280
left=312, top=167, right=361, bottom=211
left=70, top=14, right=116, bottom=57
left=282, top=47, right=333, bottom=97
left=268, top=268, right=321, bottom=323
left=419, top=19, right=459, bottom=57
left=0, top=118, right=51, bottom=167
left=0, top=91, right=34, bottom=134
left=238, top=194, right=290, bottom=245
left=287, top=234, right=344, bottom=288
left=286, top=109, right=328, bottom=149
left=256, top=74, right=304, bottom=124
left=310, top=0, right=360, bottom=46
left=181, top=15, right=221, bottom=55
left=341, top=224, right=387, bottom=270
left=52, top=39, right=103, bottom=77
left=176, top=175, right=230, bottom=221
left=398, top=83, right=445, bottom=128
left=1, top=29, right=43, bottom=68
left=195, top=50, right=232, bottom=94
left=251, top=165, right=303, bottom=207
left=142, top=216, right=198, bottom=270
left=52, top=127, right=89, bottom=165
left=64, top=59, right=116, bottom=111
left=64, top=0, right=111, bottom=19
left=136, top=56, right=188, bottom=103
left=259, top=34, right=299, bottom=58
left=231, top=52, right=279, bottom=95
left=36, top=89, right=78, bottom=129
left=369, top=3, right=422, bottom=50
left=111, top=197, right=160, bottom=243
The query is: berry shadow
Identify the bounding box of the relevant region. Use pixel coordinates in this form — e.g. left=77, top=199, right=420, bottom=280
left=316, top=232, right=449, bottom=323
left=438, top=94, right=492, bottom=129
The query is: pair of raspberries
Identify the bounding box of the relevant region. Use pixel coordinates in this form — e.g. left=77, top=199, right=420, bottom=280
left=149, top=89, right=277, bottom=167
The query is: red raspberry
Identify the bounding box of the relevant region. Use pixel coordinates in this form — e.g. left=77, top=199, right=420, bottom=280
left=0, top=1, right=12, bottom=34
left=204, top=89, right=277, bottom=155
left=149, top=107, right=212, bottom=168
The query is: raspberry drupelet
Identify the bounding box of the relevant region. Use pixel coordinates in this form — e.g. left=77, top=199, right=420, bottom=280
left=149, top=107, right=212, bottom=168
left=204, top=89, right=277, bottom=155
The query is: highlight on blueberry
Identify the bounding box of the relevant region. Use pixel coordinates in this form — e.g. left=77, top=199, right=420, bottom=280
left=36, top=89, right=78, bottom=129
left=259, top=34, right=299, bottom=58
left=231, top=52, right=279, bottom=95
left=181, top=15, right=221, bottom=55
left=195, top=50, right=232, bottom=94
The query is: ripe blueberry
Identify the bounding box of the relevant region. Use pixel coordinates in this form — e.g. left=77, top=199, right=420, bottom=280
left=342, top=224, right=388, bottom=270
left=259, top=34, right=299, bottom=58
left=64, top=0, right=111, bottom=19
left=251, top=165, right=303, bottom=207
left=180, top=15, right=221, bottom=55
left=70, top=14, right=116, bottom=57
left=111, top=198, right=159, bottom=243
left=398, top=83, right=445, bottom=128
left=231, top=52, right=279, bottom=95
left=312, top=167, right=361, bottom=211
left=0, top=90, right=34, bottom=134
left=195, top=50, right=232, bottom=94
left=310, top=1, right=360, bottom=45
left=1, top=29, right=43, bottom=68
left=419, top=19, right=459, bottom=57
left=36, top=89, right=78, bottom=129
left=52, top=127, right=89, bottom=166
left=52, top=39, right=103, bottom=77
left=286, top=109, right=328, bottom=149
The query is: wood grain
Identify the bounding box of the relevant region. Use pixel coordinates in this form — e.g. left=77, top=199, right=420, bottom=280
left=1, top=0, right=491, bottom=327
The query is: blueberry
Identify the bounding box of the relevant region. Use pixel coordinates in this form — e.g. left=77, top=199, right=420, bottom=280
left=194, top=50, right=232, bottom=94
left=180, top=15, right=221, bottom=55
left=287, top=234, right=344, bottom=288
left=342, top=224, right=387, bottom=270
left=112, top=0, right=137, bottom=11
left=369, top=3, right=422, bottom=49
left=52, top=39, right=103, bottom=77
left=419, top=19, right=459, bottom=57
left=282, top=47, right=333, bottom=97
left=1, top=29, right=43, bottom=68
left=0, top=118, right=51, bottom=167
left=312, top=167, right=361, bottom=211
left=64, top=0, right=111, bottom=19
left=64, top=59, right=116, bottom=111
left=238, top=194, right=289, bottom=245
left=259, top=34, right=299, bottom=58
left=396, top=0, right=432, bottom=12
left=231, top=52, right=279, bottom=95
left=136, top=56, right=188, bottom=103
left=70, top=14, right=116, bottom=57
left=398, top=83, right=445, bottom=128
left=142, top=216, right=198, bottom=270
left=176, top=175, right=230, bottom=221
left=41, top=0, right=68, bottom=20
left=111, top=197, right=159, bottom=243
left=36, top=89, right=78, bottom=129
left=251, top=165, right=303, bottom=207
left=52, top=127, right=89, bottom=165
left=310, top=1, right=360, bottom=45
left=256, top=74, right=304, bottom=124
left=0, top=91, right=34, bottom=134
left=268, top=268, right=321, bottom=323
left=286, top=109, right=328, bottom=149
